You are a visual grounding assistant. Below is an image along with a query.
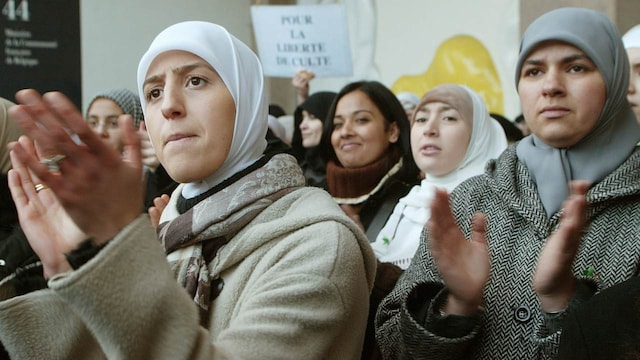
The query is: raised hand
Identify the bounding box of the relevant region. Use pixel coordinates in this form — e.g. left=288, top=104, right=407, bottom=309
left=138, top=121, right=160, bottom=172
left=8, top=89, right=143, bottom=248
left=148, top=194, right=170, bottom=229
left=8, top=138, right=88, bottom=278
left=533, top=180, right=589, bottom=312
left=292, top=69, right=315, bottom=104
left=428, top=188, right=490, bottom=315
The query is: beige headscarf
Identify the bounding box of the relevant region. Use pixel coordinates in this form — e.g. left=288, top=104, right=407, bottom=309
left=0, top=97, right=21, bottom=174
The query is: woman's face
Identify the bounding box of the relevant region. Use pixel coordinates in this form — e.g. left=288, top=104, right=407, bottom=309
left=330, top=90, right=399, bottom=168
left=86, top=98, right=124, bottom=153
left=626, top=47, right=640, bottom=124
left=411, top=101, right=472, bottom=176
left=299, top=110, right=323, bottom=147
left=143, top=50, right=236, bottom=183
left=518, top=41, right=605, bottom=148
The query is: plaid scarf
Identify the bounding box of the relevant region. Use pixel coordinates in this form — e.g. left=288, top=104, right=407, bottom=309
left=157, top=154, right=306, bottom=326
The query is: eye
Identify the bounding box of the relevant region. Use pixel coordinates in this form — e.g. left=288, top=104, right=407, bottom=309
left=187, top=76, right=206, bottom=88
left=443, top=115, right=458, bottom=121
left=109, top=119, right=119, bottom=128
left=523, top=68, right=542, bottom=77
left=146, top=88, right=162, bottom=102
left=355, top=117, right=369, bottom=124
left=333, top=119, right=343, bottom=129
left=87, top=119, right=98, bottom=127
left=568, top=64, right=586, bottom=73
left=414, top=117, right=426, bottom=124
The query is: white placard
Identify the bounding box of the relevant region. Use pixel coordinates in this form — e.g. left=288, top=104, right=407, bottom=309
left=250, top=4, right=353, bottom=78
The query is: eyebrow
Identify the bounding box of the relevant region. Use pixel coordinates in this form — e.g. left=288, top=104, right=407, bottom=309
left=334, top=109, right=374, bottom=119
left=523, top=53, right=590, bottom=67
left=143, top=62, right=210, bottom=88
left=418, top=104, right=454, bottom=112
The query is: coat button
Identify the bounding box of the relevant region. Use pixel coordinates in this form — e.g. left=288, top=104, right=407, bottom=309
left=514, top=305, right=531, bottom=323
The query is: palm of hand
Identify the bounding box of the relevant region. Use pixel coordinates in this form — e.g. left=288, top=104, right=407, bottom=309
left=428, top=189, right=489, bottom=310
left=19, top=187, right=86, bottom=263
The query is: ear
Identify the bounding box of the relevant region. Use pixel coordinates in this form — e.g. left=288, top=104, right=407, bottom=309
left=387, top=122, right=400, bottom=144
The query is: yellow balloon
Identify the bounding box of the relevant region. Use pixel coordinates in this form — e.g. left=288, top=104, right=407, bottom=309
left=392, top=35, right=504, bottom=115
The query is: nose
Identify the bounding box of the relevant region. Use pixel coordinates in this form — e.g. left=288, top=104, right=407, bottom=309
left=629, top=76, right=636, bottom=95
left=299, top=118, right=308, bottom=131
left=96, top=122, right=108, bottom=137
left=160, top=84, right=185, bottom=119
left=423, top=116, right=438, bottom=136
left=542, top=69, right=565, bottom=97
left=338, top=120, right=354, bottom=137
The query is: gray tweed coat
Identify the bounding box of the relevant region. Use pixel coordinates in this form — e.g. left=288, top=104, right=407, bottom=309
left=375, top=145, right=640, bottom=360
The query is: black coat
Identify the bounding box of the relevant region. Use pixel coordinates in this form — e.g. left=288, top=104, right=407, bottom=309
left=558, top=276, right=640, bottom=360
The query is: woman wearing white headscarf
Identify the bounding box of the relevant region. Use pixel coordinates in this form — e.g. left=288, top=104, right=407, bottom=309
left=0, top=21, right=375, bottom=359
left=372, top=84, right=507, bottom=270
left=376, top=8, right=640, bottom=359
left=622, top=24, right=640, bottom=123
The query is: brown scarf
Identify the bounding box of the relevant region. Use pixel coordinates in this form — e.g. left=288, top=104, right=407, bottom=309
left=157, top=154, right=306, bottom=326
left=326, top=148, right=402, bottom=204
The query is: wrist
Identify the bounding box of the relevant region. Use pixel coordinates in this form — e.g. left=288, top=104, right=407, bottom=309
left=538, top=277, right=576, bottom=312
left=443, top=293, right=483, bottom=316
left=42, top=253, right=72, bottom=279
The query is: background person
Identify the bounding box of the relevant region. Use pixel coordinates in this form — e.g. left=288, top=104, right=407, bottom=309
left=290, top=91, right=337, bottom=188
left=321, top=80, right=420, bottom=241
left=86, top=88, right=176, bottom=209
left=622, top=24, right=640, bottom=124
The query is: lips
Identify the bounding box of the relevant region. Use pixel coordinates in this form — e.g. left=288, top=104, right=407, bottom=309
left=340, top=142, right=360, bottom=151
left=540, top=105, right=570, bottom=118
left=419, top=144, right=441, bottom=155
left=164, top=133, right=195, bottom=145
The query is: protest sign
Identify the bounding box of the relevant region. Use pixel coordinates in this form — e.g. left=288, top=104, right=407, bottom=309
left=251, top=4, right=352, bottom=78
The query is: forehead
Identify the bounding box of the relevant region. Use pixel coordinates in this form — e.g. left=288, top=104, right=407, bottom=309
left=145, top=50, right=213, bottom=80
left=524, top=41, right=587, bottom=61
left=88, top=98, right=123, bottom=114
left=337, top=90, right=378, bottom=111
left=627, top=48, right=640, bottom=64
left=417, top=101, right=457, bottom=112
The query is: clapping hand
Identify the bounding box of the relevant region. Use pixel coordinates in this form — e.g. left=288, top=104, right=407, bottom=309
left=533, top=180, right=589, bottom=312
left=8, top=137, right=86, bottom=278
left=8, top=89, right=144, bottom=277
left=428, top=188, right=489, bottom=315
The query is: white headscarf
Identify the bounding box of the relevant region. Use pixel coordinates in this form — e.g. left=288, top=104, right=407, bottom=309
left=396, top=92, right=420, bottom=111
left=137, top=21, right=268, bottom=198
left=623, top=25, right=640, bottom=49
left=372, top=84, right=507, bottom=269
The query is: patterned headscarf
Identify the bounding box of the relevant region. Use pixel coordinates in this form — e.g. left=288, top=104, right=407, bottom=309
left=515, top=7, right=640, bottom=217
left=137, top=21, right=267, bottom=198
left=0, top=98, right=21, bottom=174
left=86, top=88, right=144, bottom=128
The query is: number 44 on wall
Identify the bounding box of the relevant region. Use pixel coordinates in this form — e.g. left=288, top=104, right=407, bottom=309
left=2, top=0, right=29, bottom=21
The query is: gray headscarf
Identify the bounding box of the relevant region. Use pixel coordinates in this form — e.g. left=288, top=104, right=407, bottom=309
left=515, top=7, right=640, bottom=217
left=86, top=88, right=144, bottom=128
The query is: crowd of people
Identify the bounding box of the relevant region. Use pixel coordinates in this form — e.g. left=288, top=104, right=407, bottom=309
left=0, top=6, right=639, bottom=360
